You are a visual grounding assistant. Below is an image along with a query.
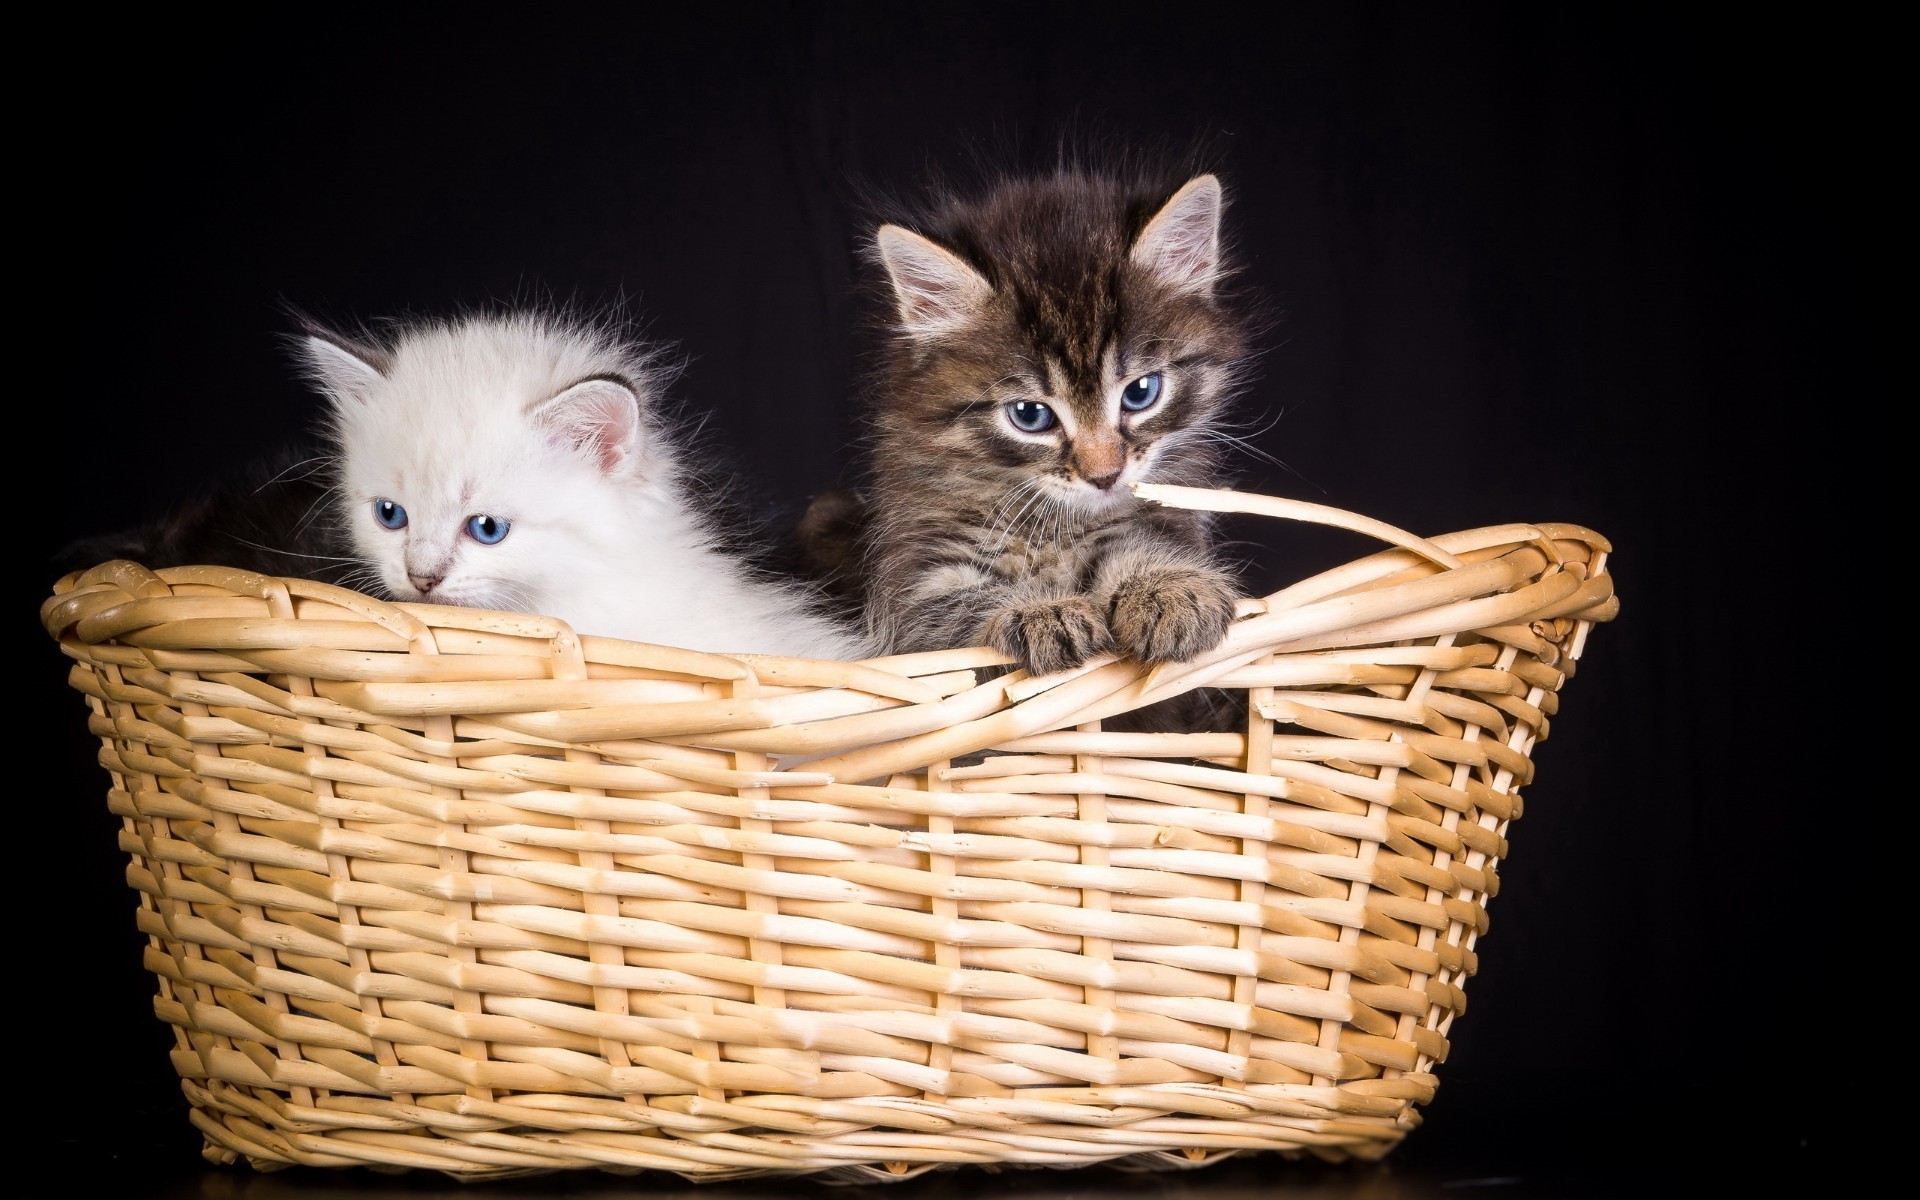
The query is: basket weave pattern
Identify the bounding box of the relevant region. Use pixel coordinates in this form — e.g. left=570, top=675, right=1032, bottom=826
left=42, top=487, right=1615, bottom=1181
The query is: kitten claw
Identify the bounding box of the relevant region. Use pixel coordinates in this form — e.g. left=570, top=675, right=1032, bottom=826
left=1108, top=566, right=1239, bottom=665
left=985, top=595, right=1114, bottom=676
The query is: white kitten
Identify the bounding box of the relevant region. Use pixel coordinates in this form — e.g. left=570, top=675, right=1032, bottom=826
left=298, top=308, right=864, bottom=660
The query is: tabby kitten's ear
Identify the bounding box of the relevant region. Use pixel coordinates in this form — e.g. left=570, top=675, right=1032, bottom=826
left=875, top=225, right=993, bottom=338
left=1130, top=174, right=1224, bottom=295
left=533, top=378, right=645, bottom=476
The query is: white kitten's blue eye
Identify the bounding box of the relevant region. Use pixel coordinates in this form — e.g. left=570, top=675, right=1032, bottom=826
left=466, top=514, right=510, bottom=545
left=1005, top=400, right=1056, bottom=433
left=1120, top=372, right=1163, bottom=413
left=374, top=500, right=407, bottom=530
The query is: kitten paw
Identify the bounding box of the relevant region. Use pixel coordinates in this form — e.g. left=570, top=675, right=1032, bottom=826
left=1108, top=566, right=1239, bottom=664
left=985, top=595, right=1114, bottom=675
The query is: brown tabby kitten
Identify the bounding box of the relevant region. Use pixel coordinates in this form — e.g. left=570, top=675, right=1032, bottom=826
left=852, top=167, right=1257, bottom=698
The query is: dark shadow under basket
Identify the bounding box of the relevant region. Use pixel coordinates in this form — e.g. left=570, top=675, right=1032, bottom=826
left=40, top=484, right=1617, bottom=1182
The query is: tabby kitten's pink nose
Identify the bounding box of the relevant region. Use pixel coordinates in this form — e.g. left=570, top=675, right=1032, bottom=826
left=409, top=573, right=442, bottom=593
left=1074, top=439, right=1126, bottom=490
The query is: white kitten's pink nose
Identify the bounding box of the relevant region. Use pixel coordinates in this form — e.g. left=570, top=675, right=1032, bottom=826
left=409, top=573, right=443, bottom=594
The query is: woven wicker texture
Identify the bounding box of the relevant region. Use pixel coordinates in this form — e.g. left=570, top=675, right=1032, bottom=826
left=40, top=485, right=1615, bottom=1182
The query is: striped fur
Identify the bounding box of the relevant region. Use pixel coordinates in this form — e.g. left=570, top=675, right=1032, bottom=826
left=852, top=167, right=1262, bottom=705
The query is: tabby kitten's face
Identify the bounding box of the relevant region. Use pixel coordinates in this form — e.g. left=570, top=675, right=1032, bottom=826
left=873, top=173, right=1249, bottom=514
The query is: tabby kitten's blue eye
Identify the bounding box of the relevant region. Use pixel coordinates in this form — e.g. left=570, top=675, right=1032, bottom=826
left=1005, top=400, right=1056, bottom=433
left=466, top=514, right=510, bottom=545
left=1120, top=372, right=1163, bottom=412
left=374, top=500, right=407, bottom=530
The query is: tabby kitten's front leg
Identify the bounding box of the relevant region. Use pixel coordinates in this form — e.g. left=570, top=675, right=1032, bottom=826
left=983, top=591, right=1114, bottom=675
left=1098, top=547, right=1240, bottom=666
left=883, top=568, right=1115, bottom=676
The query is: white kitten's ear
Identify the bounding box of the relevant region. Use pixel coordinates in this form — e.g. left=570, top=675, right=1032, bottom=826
left=534, top=378, right=644, bottom=476
left=875, top=225, right=992, bottom=338
left=298, top=334, right=387, bottom=406
left=1131, top=174, right=1224, bottom=295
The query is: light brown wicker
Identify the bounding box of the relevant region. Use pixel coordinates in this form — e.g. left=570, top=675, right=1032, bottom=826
left=40, top=483, right=1616, bottom=1183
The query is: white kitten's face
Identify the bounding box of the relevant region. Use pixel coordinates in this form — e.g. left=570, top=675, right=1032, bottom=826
left=346, top=438, right=617, bottom=613
left=304, top=316, right=659, bottom=616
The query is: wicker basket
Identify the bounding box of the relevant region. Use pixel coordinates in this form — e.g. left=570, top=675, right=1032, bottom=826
left=40, top=484, right=1615, bottom=1183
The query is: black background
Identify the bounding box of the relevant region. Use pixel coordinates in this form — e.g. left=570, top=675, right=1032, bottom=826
left=27, top=5, right=1856, bottom=1196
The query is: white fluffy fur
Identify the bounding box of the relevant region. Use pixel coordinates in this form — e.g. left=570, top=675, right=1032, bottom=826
left=301, top=310, right=864, bottom=660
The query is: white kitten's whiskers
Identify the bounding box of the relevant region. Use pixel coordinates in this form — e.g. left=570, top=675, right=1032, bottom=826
left=300, top=306, right=866, bottom=660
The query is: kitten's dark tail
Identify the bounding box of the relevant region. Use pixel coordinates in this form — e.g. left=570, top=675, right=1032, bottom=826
left=51, top=529, right=160, bottom=580
left=789, top=485, right=870, bottom=604
left=51, top=444, right=361, bottom=589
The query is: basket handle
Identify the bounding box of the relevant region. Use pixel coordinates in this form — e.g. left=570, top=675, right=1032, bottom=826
left=1132, top=482, right=1466, bottom=569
